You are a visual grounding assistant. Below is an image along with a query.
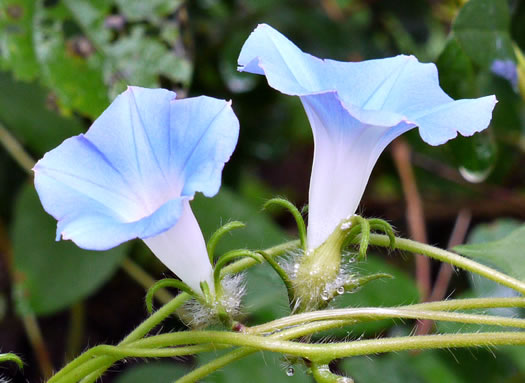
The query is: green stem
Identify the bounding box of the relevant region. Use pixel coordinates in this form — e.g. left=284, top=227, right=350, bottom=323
left=175, top=320, right=350, bottom=383
left=366, top=234, right=525, bottom=295
left=0, top=353, right=24, bottom=369
left=258, top=250, right=295, bottom=307
left=353, top=216, right=370, bottom=260
left=263, top=198, right=307, bottom=250
left=146, top=279, right=198, bottom=314
left=166, top=298, right=525, bottom=383
left=65, top=302, right=85, bottom=363
left=0, top=122, right=34, bottom=173
left=250, top=307, right=525, bottom=334
left=207, top=221, right=245, bottom=262
left=75, top=330, right=525, bottom=365
left=48, top=292, right=189, bottom=383
left=311, top=363, right=352, bottom=383
left=49, top=240, right=300, bottom=383
left=214, top=249, right=261, bottom=290
left=125, top=331, right=525, bottom=362
left=175, top=298, right=525, bottom=382
left=55, top=345, right=214, bottom=383
left=407, top=297, right=525, bottom=311
left=55, top=321, right=350, bottom=383
left=22, top=311, right=54, bottom=379
left=314, top=332, right=525, bottom=362
left=221, top=240, right=299, bottom=276
left=72, top=328, right=525, bottom=382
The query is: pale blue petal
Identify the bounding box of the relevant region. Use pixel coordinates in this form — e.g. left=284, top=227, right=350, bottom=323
left=34, top=88, right=239, bottom=255
left=56, top=198, right=185, bottom=251
left=412, top=96, right=497, bottom=146
left=169, top=96, right=240, bottom=198
left=238, top=24, right=325, bottom=95
left=34, top=135, right=144, bottom=224
left=302, top=92, right=414, bottom=249
left=144, top=200, right=213, bottom=293
left=84, top=86, right=176, bottom=211
left=238, top=24, right=495, bottom=144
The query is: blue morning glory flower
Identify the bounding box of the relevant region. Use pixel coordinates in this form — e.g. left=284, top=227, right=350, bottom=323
left=33, top=87, right=239, bottom=293
left=491, top=59, right=518, bottom=90
left=238, top=24, right=497, bottom=251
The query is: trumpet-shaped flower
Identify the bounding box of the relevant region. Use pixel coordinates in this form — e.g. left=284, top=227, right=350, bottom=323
left=238, top=24, right=496, bottom=251
left=33, top=87, right=239, bottom=293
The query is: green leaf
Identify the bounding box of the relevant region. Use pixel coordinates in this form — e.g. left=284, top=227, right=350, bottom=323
left=11, top=184, right=129, bottom=315
left=467, top=219, right=522, bottom=244
left=463, top=220, right=523, bottom=305
left=454, top=224, right=525, bottom=281
left=436, top=37, right=477, bottom=99
left=198, top=350, right=310, bottom=383
left=244, top=261, right=291, bottom=324
left=32, top=1, right=109, bottom=117
left=341, top=351, right=462, bottom=383
left=114, top=0, right=183, bottom=22
left=113, top=361, right=190, bottom=383
left=438, top=220, right=524, bottom=334
left=436, top=38, right=498, bottom=180
left=107, top=26, right=192, bottom=97
left=441, top=348, right=521, bottom=382
left=452, top=0, right=515, bottom=69
left=0, top=71, right=83, bottom=155
left=1, top=0, right=192, bottom=118
left=0, top=0, right=39, bottom=80
left=64, top=0, right=192, bottom=98
left=332, top=254, right=420, bottom=335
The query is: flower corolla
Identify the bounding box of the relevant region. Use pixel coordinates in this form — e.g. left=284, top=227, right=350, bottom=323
left=238, top=24, right=496, bottom=251
left=33, top=87, right=239, bottom=293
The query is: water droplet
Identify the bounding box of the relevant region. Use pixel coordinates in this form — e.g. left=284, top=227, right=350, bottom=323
left=286, top=367, right=295, bottom=376
left=459, top=166, right=492, bottom=183
left=336, top=286, right=345, bottom=295
left=321, top=290, right=330, bottom=300
left=338, top=377, right=354, bottom=383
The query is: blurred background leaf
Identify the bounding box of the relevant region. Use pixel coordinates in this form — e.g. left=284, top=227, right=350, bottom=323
left=437, top=219, right=523, bottom=334
left=113, top=361, right=189, bottom=383
left=11, top=183, right=129, bottom=316
left=0, top=0, right=192, bottom=117
left=454, top=222, right=525, bottom=281
left=198, top=350, right=310, bottom=383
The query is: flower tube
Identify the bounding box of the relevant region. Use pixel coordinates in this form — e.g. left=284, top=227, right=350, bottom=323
left=33, top=87, right=239, bottom=294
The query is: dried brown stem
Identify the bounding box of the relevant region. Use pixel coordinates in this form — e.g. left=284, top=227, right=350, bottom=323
left=0, top=222, right=54, bottom=379
left=391, top=138, right=431, bottom=300
left=417, top=209, right=472, bottom=335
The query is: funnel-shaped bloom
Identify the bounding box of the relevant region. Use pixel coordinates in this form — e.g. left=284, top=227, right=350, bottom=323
left=33, top=87, right=239, bottom=293
left=238, top=24, right=496, bottom=251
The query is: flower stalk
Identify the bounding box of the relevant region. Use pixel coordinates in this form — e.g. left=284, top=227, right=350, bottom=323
left=364, top=234, right=525, bottom=295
